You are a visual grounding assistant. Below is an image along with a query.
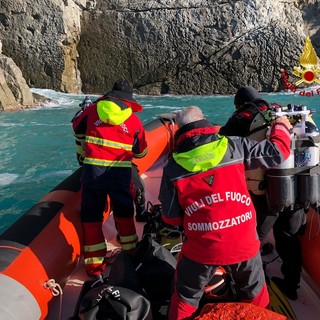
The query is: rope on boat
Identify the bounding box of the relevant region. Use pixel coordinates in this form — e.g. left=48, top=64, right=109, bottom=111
left=170, top=242, right=183, bottom=254
left=44, top=279, right=64, bottom=320
left=91, top=273, right=104, bottom=288
left=44, top=279, right=63, bottom=296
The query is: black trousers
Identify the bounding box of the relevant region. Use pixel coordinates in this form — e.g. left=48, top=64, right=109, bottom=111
left=273, top=208, right=306, bottom=287
left=251, top=192, right=306, bottom=287
left=250, top=193, right=279, bottom=243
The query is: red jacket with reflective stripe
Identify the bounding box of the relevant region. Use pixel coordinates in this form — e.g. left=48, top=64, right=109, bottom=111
left=72, top=101, right=147, bottom=168
left=159, top=119, right=291, bottom=265
left=173, top=163, right=258, bottom=265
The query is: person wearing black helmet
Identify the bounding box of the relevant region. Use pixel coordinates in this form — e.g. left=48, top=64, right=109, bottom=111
left=220, top=85, right=271, bottom=137
left=72, top=85, right=148, bottom=220
left=220, top=86, right=278, bottom=249
left=72, top=79, right=148, bottom=278
left=220, top=86, right=306, bottom=301
left=100, top=80, right=148, bottom=222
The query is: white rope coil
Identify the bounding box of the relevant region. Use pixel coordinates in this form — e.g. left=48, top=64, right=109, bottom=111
left=44, top=279, right=63, bottom=297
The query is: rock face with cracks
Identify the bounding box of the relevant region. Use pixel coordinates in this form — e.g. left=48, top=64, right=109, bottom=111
left=0, top=40, right=35, bottom=111
left=0, top=0, right=320, bottom=109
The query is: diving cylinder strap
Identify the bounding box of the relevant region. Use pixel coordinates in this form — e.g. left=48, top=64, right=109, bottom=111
left=266, top=140, right=296, bottom=212
left=296, top=136, right=320, bottom=209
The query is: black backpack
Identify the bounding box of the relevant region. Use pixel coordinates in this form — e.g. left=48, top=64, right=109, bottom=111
left=74, top=235, right=177, bottom=320
left=78, top=284, right=152, bottom=320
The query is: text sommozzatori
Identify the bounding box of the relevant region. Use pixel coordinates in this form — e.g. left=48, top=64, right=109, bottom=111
left=185, top=191, right=252, bottom=231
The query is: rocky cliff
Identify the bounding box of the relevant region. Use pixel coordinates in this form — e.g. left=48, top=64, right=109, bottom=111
left=0, top=40, right=34, bottom=111
left=0, top=0, right=319, bottom=106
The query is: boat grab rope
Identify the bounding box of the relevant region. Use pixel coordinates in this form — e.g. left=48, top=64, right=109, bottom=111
left=43, top=279, right=63, bottom=296
left=44, top=279, right=63, bottom=320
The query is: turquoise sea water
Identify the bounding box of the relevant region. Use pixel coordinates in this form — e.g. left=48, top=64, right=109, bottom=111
left=1, top=88, right=320, bottom=234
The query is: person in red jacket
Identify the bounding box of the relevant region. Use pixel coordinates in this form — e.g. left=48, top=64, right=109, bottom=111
left=158, top=106, right=292, bottom=319
left=72, top=94, right=148, bottom=222
left=72, top=79, right=148, bottom=277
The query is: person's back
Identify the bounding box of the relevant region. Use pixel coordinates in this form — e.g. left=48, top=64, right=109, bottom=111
left=79, top=99, right=145, bottom=170
left=72, top=79, right=148, bottom=277
left=73, top=90, right=147, bottom=221
left=168, top=111, right=260, bottom=264
left=159, top=106, right=293, bottom=319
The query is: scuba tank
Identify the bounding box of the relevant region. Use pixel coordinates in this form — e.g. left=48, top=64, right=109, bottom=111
left=295, top=120, right=320, bottom=209
left=265, top=105, right=296, bottom=211
left=265, top=134, right=296, bottom=212
left=265, top=105, right=320, bottom=211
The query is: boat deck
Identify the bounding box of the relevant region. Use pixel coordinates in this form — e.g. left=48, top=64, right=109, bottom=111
left=46, top=162, right=320, bottom=320
left=263, top=234, right=320, bottom=320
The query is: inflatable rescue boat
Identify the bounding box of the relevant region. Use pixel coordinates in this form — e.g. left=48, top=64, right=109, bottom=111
left=0, top=114, right=177, bottom=320
left=1, top=112, right=320, bottom=320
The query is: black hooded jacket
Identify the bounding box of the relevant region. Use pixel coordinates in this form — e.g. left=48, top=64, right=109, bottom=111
left=220, top=86, right=270, bottom=137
